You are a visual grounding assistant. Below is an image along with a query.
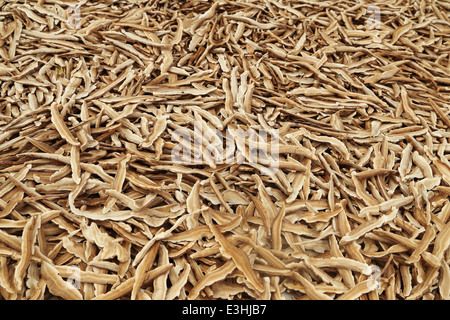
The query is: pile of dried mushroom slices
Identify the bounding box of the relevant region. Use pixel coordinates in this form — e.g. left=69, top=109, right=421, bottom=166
left=0, top=0, right=449, bottom=300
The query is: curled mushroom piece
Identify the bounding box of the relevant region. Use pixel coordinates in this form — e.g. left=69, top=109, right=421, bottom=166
left=0, top=0, right=449, bottom=301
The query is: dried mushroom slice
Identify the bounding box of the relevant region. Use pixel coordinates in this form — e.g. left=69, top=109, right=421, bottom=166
left=0, top=0, right=449, bottom=301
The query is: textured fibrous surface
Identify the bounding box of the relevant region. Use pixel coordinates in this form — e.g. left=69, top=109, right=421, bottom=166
left=0, top=0, right=449, bottom=300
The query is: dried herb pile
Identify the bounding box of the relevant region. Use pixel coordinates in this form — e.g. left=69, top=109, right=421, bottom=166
left=0, top=0, right=449, bottom=300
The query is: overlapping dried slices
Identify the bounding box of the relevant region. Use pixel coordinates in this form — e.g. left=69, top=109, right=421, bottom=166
left=0, top=0, right=449, bottom=301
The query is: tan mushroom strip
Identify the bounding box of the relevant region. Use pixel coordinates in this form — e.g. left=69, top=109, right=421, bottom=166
left=166, top=215, right=242, bottom=243
left=132, top=215, right=187, bottom=267
left=13, top=215, right=39, bottom=291
left=206, top=213, right=264, bottom=293
left=87, top=67, right=132, bottom=100
left=231, top=235, right=288, bottom=270
left=93, top=264, right=174, bottom=300
left=103, top=154, right=131, bottom=214
left=209, top=176, right=233, bottom=214
left=405, top=226, right=436, bottom=264
left=0, top=254, right=15, bottom=294
left=152, top=245, right=171, bottom=300
left=336, top=279, right=379, bottom=300
left=50, top=103, right=80, bottom=146
left=54, top=266, right=119, bottom=285
left=272, top=202, right=286, bottom=251
left=20, top=153, right=114, bottom=184
left=372, top=230, right=420, bottom=250
left=440, top=261, right=450, bottom=300
left=350, top=172, right=379, bottom=207
left=243, top=191, right=271, bottom=235
left=291, top=254, right=373, bottom=276
left=428, top=98, right=450, bottom=128
left=41, top=261, right=83, bottom=300
left=0, top=191, right=23, bottom=219
left=0, top=0, right=449, bottom=301
left=291, top=272, right=332, bottom=300
left=340, top=207, right=398, bottom=244
left=431, top=221, right=450, bottom=262
left=188, top=260, right=236, bottom=300
left=166, top=262, right=191, bottom=300
left=360, top=196, right=414, bottom=217
left=407, top=267, right=440, bottom=300
left=70, top=145, right=81, bottom=185
left=141, top=112, right=167, bottom=148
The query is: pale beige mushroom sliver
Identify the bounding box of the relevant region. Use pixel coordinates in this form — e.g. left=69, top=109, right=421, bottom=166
left=292, top=272, right=332, bottom=300
left=93, top=264, right=173, bottom=300
left=166, top=263, right=191, bottom=300
left=207, top=215, right=264, bottom=293
left=13, top=215, right=38, bottom=291
left=340, top=207, right=398, bottom=244
left=188, top=260, right=236, bottom=300
left=405, top=226, right=436, bottom=264
left=131, top=240, right=160, bottom=300
left=50, top=103, right=80, bottom=146
left=41, top=261, right=83, bottom=300
left=336, top=279, right=379, bottom=300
